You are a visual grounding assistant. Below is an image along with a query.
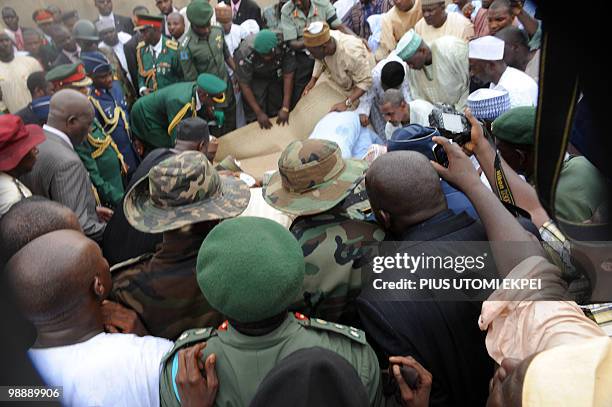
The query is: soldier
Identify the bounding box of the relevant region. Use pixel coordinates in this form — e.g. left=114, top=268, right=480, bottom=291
left=130, top=73, right=228, bottom=153
left=134, top=14, right=182, bottom=96
left=45, top=63, right=127, bottom=209
left=263, top=139, right=384, bottom=321
left=81, top=51, right=140, bottom=179
left=279, top=0, right=353, bottom=101
left=179, top=1, right=237, bottom=135
left=303, top=22, right=375, bottom=112
left=72, top=20, right=100, bottom=53
left=111, top=150, right=250, bottom=339
left=233, top=29, right=296, bottom=129
left=159, top=216, right=382, bottom=406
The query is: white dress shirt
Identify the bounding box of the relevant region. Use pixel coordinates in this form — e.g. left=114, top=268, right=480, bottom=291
left=43, top=124, right=74, bottom=150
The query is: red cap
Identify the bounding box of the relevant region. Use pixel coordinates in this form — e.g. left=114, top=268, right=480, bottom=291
left=134, top=15, right=163, bottom=31
left=0, top=115, right=45, bottom=172
left=33, top=9, right=54, bottom=24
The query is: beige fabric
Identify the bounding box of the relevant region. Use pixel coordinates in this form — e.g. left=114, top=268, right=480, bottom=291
left=312, top=30, right=375, bottom=93
left=216, top=81, right=346, bottom=180
left=407, top=35, right=469, bottom=109
left=0, top=55, right=43, bottom=113
left=238, top=188, right=295, bottom=229
left=414, top=12, right=474, bottom=44
left=376, top=0, right=423, bottom=61
left=479, top=256, right=607, bottom=365
left=523, top=336, right=612, bottom=407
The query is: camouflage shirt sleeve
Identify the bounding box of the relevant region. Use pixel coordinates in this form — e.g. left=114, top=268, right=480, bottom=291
left=281, top=46, right=297, bottom=74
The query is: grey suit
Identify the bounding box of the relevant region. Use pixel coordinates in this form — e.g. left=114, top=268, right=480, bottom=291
left=19, top=129, right=106, bottom=242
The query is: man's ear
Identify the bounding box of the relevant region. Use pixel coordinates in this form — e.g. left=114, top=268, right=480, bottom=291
left=93, top=275, right=107, bottom=300
left=374, top=209, right=392, bottom=231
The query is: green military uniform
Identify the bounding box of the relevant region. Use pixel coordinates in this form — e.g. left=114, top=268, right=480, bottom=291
left=112, top=151, right=250, bottom=339
left=263, top=139, right=382, bottom=321
left=137, top=35, right=183, bottom=94
left=279, top=0, right=341, bottom=99
left=129, top=74, right=227, bottom=151
left=160, top=314, right=384, bottom=406
left=233, top=31, right=297, bottom=122
left=75, top=118, right=126, bottom=208
left=180, top=1, right=236, bottom=135
left=156, top=216, right=386, bottom=406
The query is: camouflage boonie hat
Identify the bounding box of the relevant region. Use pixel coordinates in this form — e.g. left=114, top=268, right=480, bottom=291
left=124, top=151, right=250, bottom=233
left=263, top=139, right=368, bottom=216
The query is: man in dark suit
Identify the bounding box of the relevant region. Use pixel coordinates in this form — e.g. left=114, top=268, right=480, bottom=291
left=93, top=0, right=134, bottom=35
left=223, top=0, right=263, bottom=27
left=51, top=25, right=80, bottom=67
left=357, top=150, right=494, bottom=407
left=19, top=90, right=108, bottom=243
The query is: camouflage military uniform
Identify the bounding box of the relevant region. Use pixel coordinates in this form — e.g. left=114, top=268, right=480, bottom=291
left=290, top=206, right=384, bottom=322
left=159, top=313, right=385, bottom=406
left=110, top=233, right=224, bottom=339
left=263, top=139, right=383, bottom=323
left=113, top=151, right=250, bottom=339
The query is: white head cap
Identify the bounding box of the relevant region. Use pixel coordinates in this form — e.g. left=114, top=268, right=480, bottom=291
left=469, top=36, right=505, bottom=61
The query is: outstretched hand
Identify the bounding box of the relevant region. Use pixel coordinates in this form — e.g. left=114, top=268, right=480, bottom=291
left=389, top=356, right=432, bottom=407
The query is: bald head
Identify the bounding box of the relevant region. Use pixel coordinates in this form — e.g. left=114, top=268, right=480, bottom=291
left=366, top=151, right=446, bottom=233
left=495, top=26, right=530, bottom=71
left=47, top=89, right=95, bottom=145
left=0, top=196, right=81, bottom=265
left=6, top=230, right=109, bottom=322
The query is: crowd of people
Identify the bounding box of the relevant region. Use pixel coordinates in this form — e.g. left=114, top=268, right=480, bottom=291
left=0, top=0, right=611, bottom=406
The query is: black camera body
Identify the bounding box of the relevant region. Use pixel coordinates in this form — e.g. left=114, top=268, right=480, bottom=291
left=428, top=104, right=471, bottom=145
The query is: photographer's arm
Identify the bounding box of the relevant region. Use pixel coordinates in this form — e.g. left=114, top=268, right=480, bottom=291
left=464, top=110, right=551, bottom=228
left=431, top=137, right=544, bottom=275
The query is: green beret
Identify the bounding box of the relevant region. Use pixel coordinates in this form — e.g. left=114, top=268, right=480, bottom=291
left=254, top=29, right=278, bottom=54
left=196, top=217, right=305, bottom=323
left=186, top=0, right=213, bottom=26
left=196, top=73, right=227, bottom=95
left=492, top=106, right=536, bottom=145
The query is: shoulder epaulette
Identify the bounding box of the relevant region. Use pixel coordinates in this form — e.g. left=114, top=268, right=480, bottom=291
left=160, top=327, right=216, bottom=366
left=295, top=314, right=367, bottom=345
left=137, top=41, right=145, bottom=49
left=109, top=252, right=154, bottom=274
left=180, top=34, right=191, bottom=48
left=165, top=39, right=178, bottom=50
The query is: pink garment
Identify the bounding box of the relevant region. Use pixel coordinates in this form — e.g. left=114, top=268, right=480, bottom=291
left=232, top=0, right=242, bottom=15
left=478, top=256, right=607, bottom=364
left=473, top=7, right=489, bottom=37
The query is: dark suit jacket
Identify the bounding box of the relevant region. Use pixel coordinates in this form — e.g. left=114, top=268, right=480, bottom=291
left=224, top=0, right=263, bottom=27
left=19, top=129, right=106, bottom=242
left=357, top=210, right=493, bottom=407
left=15, top=105, right=42, bottom=126
left=123, top=32, right=142, bottom=91
left=94, top=13, right=135, bottom=35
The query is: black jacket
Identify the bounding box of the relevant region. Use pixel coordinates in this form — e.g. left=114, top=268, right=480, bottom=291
left=223, top=0, right=263, bottom=27
left=357, top=211, right=494, bottom=407
left=123, top=32, right=142, bottom=91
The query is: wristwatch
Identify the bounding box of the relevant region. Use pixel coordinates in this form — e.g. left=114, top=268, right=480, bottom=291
left=344, top=98, right=353, bottom=108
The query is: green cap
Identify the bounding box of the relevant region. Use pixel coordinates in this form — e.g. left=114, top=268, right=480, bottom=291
left=186, top=0, right=213, bottom=26
left=196, top=73, right=227, bottom=95
left=196, top=217, right=305, bottom=323
left=492, top=106, right=536, bottom=145
left=395, top=29, right=422, bottom=61
left=263, top=139, right=368, bottom=216
left=123, top=151, right=250, bottom=233
left=45, top=63, right=93, bottom=88
left=253, top=29, right=278, bottom=54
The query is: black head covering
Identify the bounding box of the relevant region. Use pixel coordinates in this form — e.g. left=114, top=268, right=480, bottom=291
left=249, top=347, right=369, bottom=407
